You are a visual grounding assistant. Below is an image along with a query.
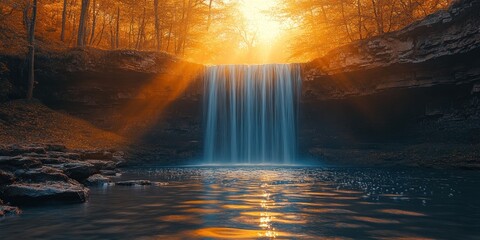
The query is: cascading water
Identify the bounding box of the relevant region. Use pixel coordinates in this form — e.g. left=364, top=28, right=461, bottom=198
left=203, top=64, right=302, bottom=164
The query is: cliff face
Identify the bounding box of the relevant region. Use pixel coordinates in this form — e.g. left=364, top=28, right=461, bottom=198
left=1, top=49, right=205, bottom=163
left=302, top=0, right=480, bottom=99
left=300, top=0, right=480, bottom=168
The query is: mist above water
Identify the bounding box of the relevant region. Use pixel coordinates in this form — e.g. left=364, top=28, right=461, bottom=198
left=203, top=64, right=302, bottom=164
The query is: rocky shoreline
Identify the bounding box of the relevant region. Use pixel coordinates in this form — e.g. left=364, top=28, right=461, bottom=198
left=0, top=144, right=127, bottom=216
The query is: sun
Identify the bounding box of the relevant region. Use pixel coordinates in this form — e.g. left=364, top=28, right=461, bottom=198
left=239, top=0, right=283, bottom=43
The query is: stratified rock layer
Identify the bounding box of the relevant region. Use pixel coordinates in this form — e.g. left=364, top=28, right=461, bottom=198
left=302, top=0, right=480, bottom=99
left=0, top=144, right=124, bottom=206
left=300, top=0, right=480, bottom=168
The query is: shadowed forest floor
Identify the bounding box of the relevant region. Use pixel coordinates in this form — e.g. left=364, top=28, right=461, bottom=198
left=0, top=100, right=125, bottom=150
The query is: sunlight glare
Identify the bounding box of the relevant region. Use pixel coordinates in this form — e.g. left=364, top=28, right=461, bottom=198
left=239, top=0, right=282, bottom=43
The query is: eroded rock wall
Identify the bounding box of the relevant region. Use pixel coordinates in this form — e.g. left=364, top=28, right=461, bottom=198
left=1, top=49, right=205, bottom=162
left=300, top=0, right=480, bottom=168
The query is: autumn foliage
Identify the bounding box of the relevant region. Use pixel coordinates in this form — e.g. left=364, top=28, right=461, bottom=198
left=0, top=0, right=452, bottom=63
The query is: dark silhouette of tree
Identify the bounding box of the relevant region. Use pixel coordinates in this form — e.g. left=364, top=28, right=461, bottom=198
left=26, top=0, right=37, bottom=100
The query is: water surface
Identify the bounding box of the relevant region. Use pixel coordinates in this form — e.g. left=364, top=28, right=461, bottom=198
left=1, top=167, right=479, bottom=239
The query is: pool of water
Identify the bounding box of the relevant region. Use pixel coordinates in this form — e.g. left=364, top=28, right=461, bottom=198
left=1, top=167, right=479, bottom=239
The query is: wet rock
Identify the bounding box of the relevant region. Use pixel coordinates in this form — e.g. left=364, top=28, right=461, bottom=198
left=15, top=166, right=69, bottom=182
left=0, top=170, right=15, bottom=185
left=47, top=151, right=81, bottom=160
left=115, top=180, right=151, bottom=186
left=153, top=182, right=169, bottom=186
left=0, top=145, right=46, bottom=156
left=85, top=160, right=116, bottom=171
left=0, top=156, right=42, bottom=170
left=39, top=157, right=72, bottom=165
left=85, top=174, right=111, bottom=186
left=22, top=152, right=48, bottom=158
left=80, top=151, right=113, bottom=160
left=54, top=161, right=98, bottom=182
left=112, top=151, right=125, bottom=161
left=0, top=180, right=90, bottom=204
left=0, top=204, right=21, bottom=217
left=100, top=170, right=120, bottom=176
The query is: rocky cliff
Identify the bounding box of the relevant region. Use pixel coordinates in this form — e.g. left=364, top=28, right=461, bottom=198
left=303, top=0, right=480, bottom=99
left=300, top=0, right=480, bottom=168
left=0, top=49, right=204, bottom=163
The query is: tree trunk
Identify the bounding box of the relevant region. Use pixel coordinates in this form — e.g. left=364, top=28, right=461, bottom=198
left=116, top=7, right=120, bottom=49
left=357, top=0, right=363, bottom=40
left=136, top=7, right=146, bottom=50
left=206, top=0, right=213, bottom=31
left=129, top=14, right=134, bottom=48
left=154, top=0, right=161, bottom=51
left=89, top=0, right=97, bottom=45
left=69, top=13, right=77, bottom=46
left=61, top=0, right=67, bottom=41
left=77, top=0, right=90, bottom=47
left=26, top=0, right=38, bottom=100
left=110, top=23, right=115, bottom=49
left=94, top=15, right=107, bottom=46
left=22, top=1, right=31, bottom=29
left=340, top=0, right=353, bottom=41
left=371, top=0, right=384, bottom=34
left=166, top=21, right=173, bottom=52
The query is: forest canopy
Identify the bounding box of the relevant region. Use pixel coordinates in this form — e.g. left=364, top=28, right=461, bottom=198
left=0, top=0, right=452, bottom=64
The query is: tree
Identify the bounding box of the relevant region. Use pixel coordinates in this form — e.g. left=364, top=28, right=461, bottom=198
left=26, top=0, right=38, bottom=100
left=89, top=0, right=98, bottom=45
left=61, top=0, right=67, bottom=41
left=77, top=0, right=90, bottom=47
left=154, top=0, right=161, bottom=51
left=277, top=0, right=450, bottom=61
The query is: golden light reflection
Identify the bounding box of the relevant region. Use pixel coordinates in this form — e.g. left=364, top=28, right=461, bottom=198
left=182, top=200, right=220, bottom=205
left=377, top=209, right=427, bottom=217
left=181, top=208, right=220, bottom=214
left=192, top=227, right=299, bottom=239
left=351, top=216, right=400, bottom=224
left=222, top=204, right=254, bottom=209
left=302, top=208, right=357, bottom=214
left=156, top=214, right=204, bottom=225
left=143, top=169, right=441, bottom=240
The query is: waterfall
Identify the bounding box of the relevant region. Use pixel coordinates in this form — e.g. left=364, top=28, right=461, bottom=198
left=203, top=64, right=302, bottom=164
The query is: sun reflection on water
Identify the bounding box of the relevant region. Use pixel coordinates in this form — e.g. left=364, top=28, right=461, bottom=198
left=173, top=168, right=451, bottom=239
left=7, top=168, right=473, bottom=239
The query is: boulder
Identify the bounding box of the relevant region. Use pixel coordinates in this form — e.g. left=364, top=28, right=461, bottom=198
left=80, top=151, right=113, bottom=160
left=0, top=145, right=46, bottom=156
left=112, top=151, right=125, bottom=162
left=115, top=180, right=151, bottom=186
left=84, top=174, right=111, bottom=186
left=0, top=170, right=15, bottom=185
left=0, top=156, right=42, bottom=170
left=39, top=157, right=71, bottom=165
left=0, top=180, right=90, bottom=204
left=47, top=151, right=81, bottom=160
left=100, top=170, right=119, bottom=176
left=15, top=166, right=69, bottom=182
left=85, top=160, right=116, bottom=171
left=54, top=161, right=98, bottom=182
left=0, top=204, right=21, bottom=217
